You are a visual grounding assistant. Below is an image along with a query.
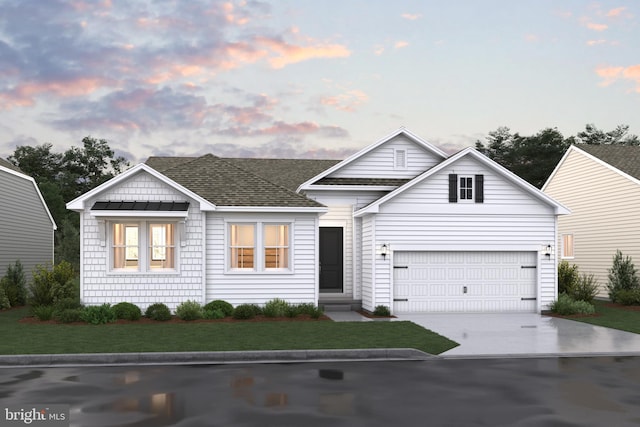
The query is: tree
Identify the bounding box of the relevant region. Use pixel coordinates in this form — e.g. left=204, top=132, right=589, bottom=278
left=576, top=124, right=639, bottom=146
left=8, top=143, right=62, bottom=184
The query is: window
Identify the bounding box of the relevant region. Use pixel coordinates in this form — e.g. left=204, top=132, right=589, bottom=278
left=562, top=234, right=574, bottom=258
left=459, top=176, right=473, bottom=200
left=111, top=222, right=177, bottom=272
left=230, top=224, right=255, bottom=269
left=264, top=224, right=289, bottom=269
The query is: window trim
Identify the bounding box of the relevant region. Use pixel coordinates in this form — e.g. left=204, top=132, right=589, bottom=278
left=108, top=220, right=180, bottom=274
left=562, top=234, right=574, bottom=259
left=458, top=175, right=474, bottom=202
left=226, top=221, right=294, bottom=274
left=263, top=223, right=291, bottom=270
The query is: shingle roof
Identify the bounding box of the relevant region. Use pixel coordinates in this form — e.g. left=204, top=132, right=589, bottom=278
left=578, top=144, right=640, bottom=181
left=0, top=157, right=23, bottom=173
left=155, top=154, right=326, bottom=208
left=145, top=156, right=196, bottom=172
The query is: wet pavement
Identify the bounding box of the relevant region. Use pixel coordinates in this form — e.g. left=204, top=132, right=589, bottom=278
left=2, top=357, right=640, bottom=426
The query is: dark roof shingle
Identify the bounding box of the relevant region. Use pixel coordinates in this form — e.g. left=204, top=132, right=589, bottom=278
left=578, top=144, right=640, bottom=180
left=0, top=157, right=24, bottom=174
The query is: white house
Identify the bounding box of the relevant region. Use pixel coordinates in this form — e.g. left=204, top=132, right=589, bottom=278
left=67, top=128, right=569, bottom=313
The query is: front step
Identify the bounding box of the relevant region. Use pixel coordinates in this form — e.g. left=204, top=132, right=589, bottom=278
left=319, top=299, right=362, bottom=312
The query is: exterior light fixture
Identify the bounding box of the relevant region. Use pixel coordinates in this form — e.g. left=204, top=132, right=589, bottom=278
left=544, top=244, right=552, bottom=259
left=381, top=244, right=388, bottom=260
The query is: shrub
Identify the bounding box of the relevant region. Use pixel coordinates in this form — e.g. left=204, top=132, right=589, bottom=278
left=373, top=305, right=391, bottom=316
left=203, top=308, right=225, bottom=319
left=571, top=274, right=599, bottom=304
left=112, top=302, right=142, bottom=321
left=203, top=300, right=234, bottom=317
left=607, top=250, right=640, bottom=300
left=263, top=298, right=290, bottom=317
left=145, top=303, right=172, bottom=321
left=0, top=287, right=10, bottom=310
left=612, top=288, right=640, bottom=306
left=81, top=304, right=117, bottom=325
left=0, top=260, right=27, bottom=307
left=55, top=308, right=84, bottom=323
left=31, top=305, right=55, bottom=321
left=285, top=304, right=299, bottom=318
left=176, top=300, right=203, bottom=321
left=558, top=261, right=579, bottom=295
left=295, top=303, right=318, bottom=316
left=29, top=261, right=77, bottom=307
left=308, top=306, right=324, bottom=319
left=550, top=294, right=595, bottom=316
left=233, top=303, right=262, bottom=320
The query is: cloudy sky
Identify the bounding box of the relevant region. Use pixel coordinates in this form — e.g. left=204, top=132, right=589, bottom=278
left=1, top=1, right=639, bottom=163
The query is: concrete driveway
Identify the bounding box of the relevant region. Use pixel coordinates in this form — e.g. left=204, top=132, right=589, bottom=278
left=394, top=313, right=640, bottom=358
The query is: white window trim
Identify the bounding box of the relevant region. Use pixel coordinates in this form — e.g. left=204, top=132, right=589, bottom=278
left=107, top=219, right=180, bottom=275
left=394, top=148, right=408, bottom=170
left=458, top=175, right=474, bottom=203
left=561, top=234, right=575, bottom=259
left=225, top=220, right=294, bottom=274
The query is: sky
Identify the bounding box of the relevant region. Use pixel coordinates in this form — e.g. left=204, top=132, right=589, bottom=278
left=1, top=0, right=639, bottom=164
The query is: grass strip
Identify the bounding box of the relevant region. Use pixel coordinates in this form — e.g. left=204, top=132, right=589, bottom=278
left=565, top=299, right=640, bottom=334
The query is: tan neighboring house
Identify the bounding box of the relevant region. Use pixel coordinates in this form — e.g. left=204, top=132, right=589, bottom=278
left=543, top=144, right=640, bottom=296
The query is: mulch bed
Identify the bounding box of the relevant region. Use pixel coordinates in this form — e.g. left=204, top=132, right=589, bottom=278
left=18, top=314, right=331, bottom=325
left=603, top=302, right=640, bottom=311
left=543, top=312, right=601, bottom=319
left=356, top=310, right=396, bottom=319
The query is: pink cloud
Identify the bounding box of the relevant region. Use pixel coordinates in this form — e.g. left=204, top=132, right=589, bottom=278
left=0, top=77, right=112, bottom=110
left=394, top=41, right=409, bottom=49
left=596, top=65, right=640, bottom=92
left=587, top=22, right=608, bottom=31
left=254, top=36, right=350, bottom=69
left=401, top=13, right=422, bottom=21
left=586, top=39, right=607, bottom=46
left=320, top=89, right=369, bottom=112
left=606, top=7, right=627, bottom=17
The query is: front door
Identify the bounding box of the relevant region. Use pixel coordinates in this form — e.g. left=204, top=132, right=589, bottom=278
left=319, top=227, right=343, bottom=293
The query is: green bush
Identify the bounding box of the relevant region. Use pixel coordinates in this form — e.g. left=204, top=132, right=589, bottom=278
left=145, top=303, right=172, bottom=321
left=32, top=305, right=55, bottom=321
left=550, top=294, right=595, bottom=316
left=607, top=250, right=640, bottom=300
left=285, top=304, right=299, bottom=318
left=81, top=304, right=117, bottom=325
left=55, top=308, right=84, bottom=323
left=374, top=305, right=391, bottom=316
left=295, top=303, right=317, bottom=316
left=1, top=260, right=27, bottom=306
left=612, top=288, right=640, bottom=306
left=0, top=287, right=10, bottom=310
left=176, top=300, right=203, bottom=321
left=29, top=261, right=77, bottom=307
left=308, top=306, right=324, bottom=319
left=263, top=298, right=290, bottom=317
left=203, top=308, right=225, bottom=319
left=558, top=260, right=579, bottom=295
left=572, top=274, right=599, bottom=304
left=112, top=302, right=142, bottom=321
left=233, top=303, right=262, bottom=320
left=203, top=300, right=234, bottom=317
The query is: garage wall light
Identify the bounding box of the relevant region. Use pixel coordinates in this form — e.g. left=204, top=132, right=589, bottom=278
left=381, top=244, right=388, bottom=260
left=544, top=244, right=552, bottom=259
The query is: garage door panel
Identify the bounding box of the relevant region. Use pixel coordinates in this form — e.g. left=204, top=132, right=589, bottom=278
left=394, top=251, right=537, bottom=313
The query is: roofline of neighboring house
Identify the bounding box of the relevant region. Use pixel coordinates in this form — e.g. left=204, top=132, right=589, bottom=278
left=0, top=164, right=57, bottom=230
left=296, top=127, right=449, bottom=192
left=355, top=147, right=571, bottom=217
left=542, top=144, right=640, bottom=191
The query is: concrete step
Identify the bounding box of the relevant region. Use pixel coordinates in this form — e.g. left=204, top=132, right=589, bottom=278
left=322, top=304, right=353, bottom=312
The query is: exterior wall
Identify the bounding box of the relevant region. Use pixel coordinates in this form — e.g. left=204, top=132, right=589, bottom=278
left=361, top=215, right=374, bottom=311
left=544, top=148, right=640, bottom=296
left=361, top=156, right=558, bottom=312
left=329, top=135, right=442, bottom=179
left=80, top=171, right=205, bottom=311
left=205, top=212, right=319, bottom=306
left=0, top=168, right=54, bottom=284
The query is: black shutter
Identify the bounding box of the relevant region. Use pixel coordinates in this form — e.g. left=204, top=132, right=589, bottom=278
left=475, top=174, right=484, bottom=203
left=449, top=174, right=458, bottom=203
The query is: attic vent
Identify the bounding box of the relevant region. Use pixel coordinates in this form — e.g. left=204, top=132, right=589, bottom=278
left=394, top=149, right=407, bottom=169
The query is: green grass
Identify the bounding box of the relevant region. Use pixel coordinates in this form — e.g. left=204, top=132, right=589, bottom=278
left=565, top=300, right=640, bottom=334
left=0, top=308, right=458, bottom=355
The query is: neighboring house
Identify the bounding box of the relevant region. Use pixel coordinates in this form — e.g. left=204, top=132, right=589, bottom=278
left=543, top=144, right=640, bottom=296
left=0, top=157, right=57, bottom=283
left=67, top=128, right=569, bottom=313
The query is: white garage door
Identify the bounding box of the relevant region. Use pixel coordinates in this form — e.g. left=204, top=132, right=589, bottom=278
left=393, top=251, right=537, bottom=313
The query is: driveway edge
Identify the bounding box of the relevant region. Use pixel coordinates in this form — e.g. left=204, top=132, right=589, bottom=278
left=0, top=348, right=435, bottom=367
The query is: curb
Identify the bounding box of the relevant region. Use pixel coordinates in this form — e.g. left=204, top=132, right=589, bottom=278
left=0, top=348, right=435, bottom=367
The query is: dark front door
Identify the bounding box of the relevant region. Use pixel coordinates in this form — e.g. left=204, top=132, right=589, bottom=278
left=319, top=227, right=343, bottom=293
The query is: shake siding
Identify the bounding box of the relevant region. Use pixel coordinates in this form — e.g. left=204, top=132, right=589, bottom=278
left=0, top=170, right=54, bottom=284
left=81, top=171, right=204, bottom=311
left=361, top=215, right=374, bottom=311
left=544, top=149, right=640, bottom=296
left=329, top=136, right=442, bottom=179
left=205, top=212, right=318, bottom=306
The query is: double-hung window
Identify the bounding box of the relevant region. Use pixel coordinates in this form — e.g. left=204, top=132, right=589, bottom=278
left=111, top=222, right=177, bottom=272
left=562, top=234, right=574, bottom=259
left=230, top=224, right=255, bottom=269
left=229, top=223, right=291, bottom=272
left=459, top=176, right=473, bottom=201
left=264, top=224, right=289, bottom=269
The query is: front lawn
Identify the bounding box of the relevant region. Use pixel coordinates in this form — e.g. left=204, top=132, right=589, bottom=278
left=0, top=307, right=458, bottom=355
left=559, top=300, right=640, bottom=334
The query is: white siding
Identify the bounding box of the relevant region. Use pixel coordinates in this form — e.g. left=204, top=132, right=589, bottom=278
left=329, top=135, right=442, bottom=179
left=205, top=212, right=319, bottom=306
left=80, top=171, right=205, bottom=311
left=361, top=215, right=374, bottom=311
left=544, top=148, right=640, bottom=297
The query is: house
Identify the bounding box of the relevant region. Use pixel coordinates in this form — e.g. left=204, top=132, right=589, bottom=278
left=67, top=128, right=569, bottom=313
left=0, top=157, right=57, bottom=283
left=543, top=144, right=640, bottom=296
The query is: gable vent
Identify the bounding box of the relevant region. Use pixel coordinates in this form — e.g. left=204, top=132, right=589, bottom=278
left=394, top=149, right=407, bottom=169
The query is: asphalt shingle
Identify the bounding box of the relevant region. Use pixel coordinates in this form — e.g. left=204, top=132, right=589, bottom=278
left=578, top=144, right=640, bottom=181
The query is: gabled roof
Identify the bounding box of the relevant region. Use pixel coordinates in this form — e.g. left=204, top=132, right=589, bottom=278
left=355, top=147, right=570, bottom=217
left=297, top=127, right=448, bottom=191
left=0, top=157, right=23, bottom=174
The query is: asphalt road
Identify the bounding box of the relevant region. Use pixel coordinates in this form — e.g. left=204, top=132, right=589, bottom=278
left=1, top=357, right=640, bottom=427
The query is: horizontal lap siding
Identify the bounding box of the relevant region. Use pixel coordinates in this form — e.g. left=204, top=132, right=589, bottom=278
left=0, top=171, right=53, bottom=283
left=81, top=171, right=204, bottom=311
left=330, top=136, right=442, bottom=179
left=544, top=149, right=640, bottom=296
left=206, top=213, right=318, bottom=306
left=361, top=216, right=374, bottom=311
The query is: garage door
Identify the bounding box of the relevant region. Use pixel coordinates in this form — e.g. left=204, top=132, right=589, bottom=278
left=393, top=251, right=537, bottom=313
